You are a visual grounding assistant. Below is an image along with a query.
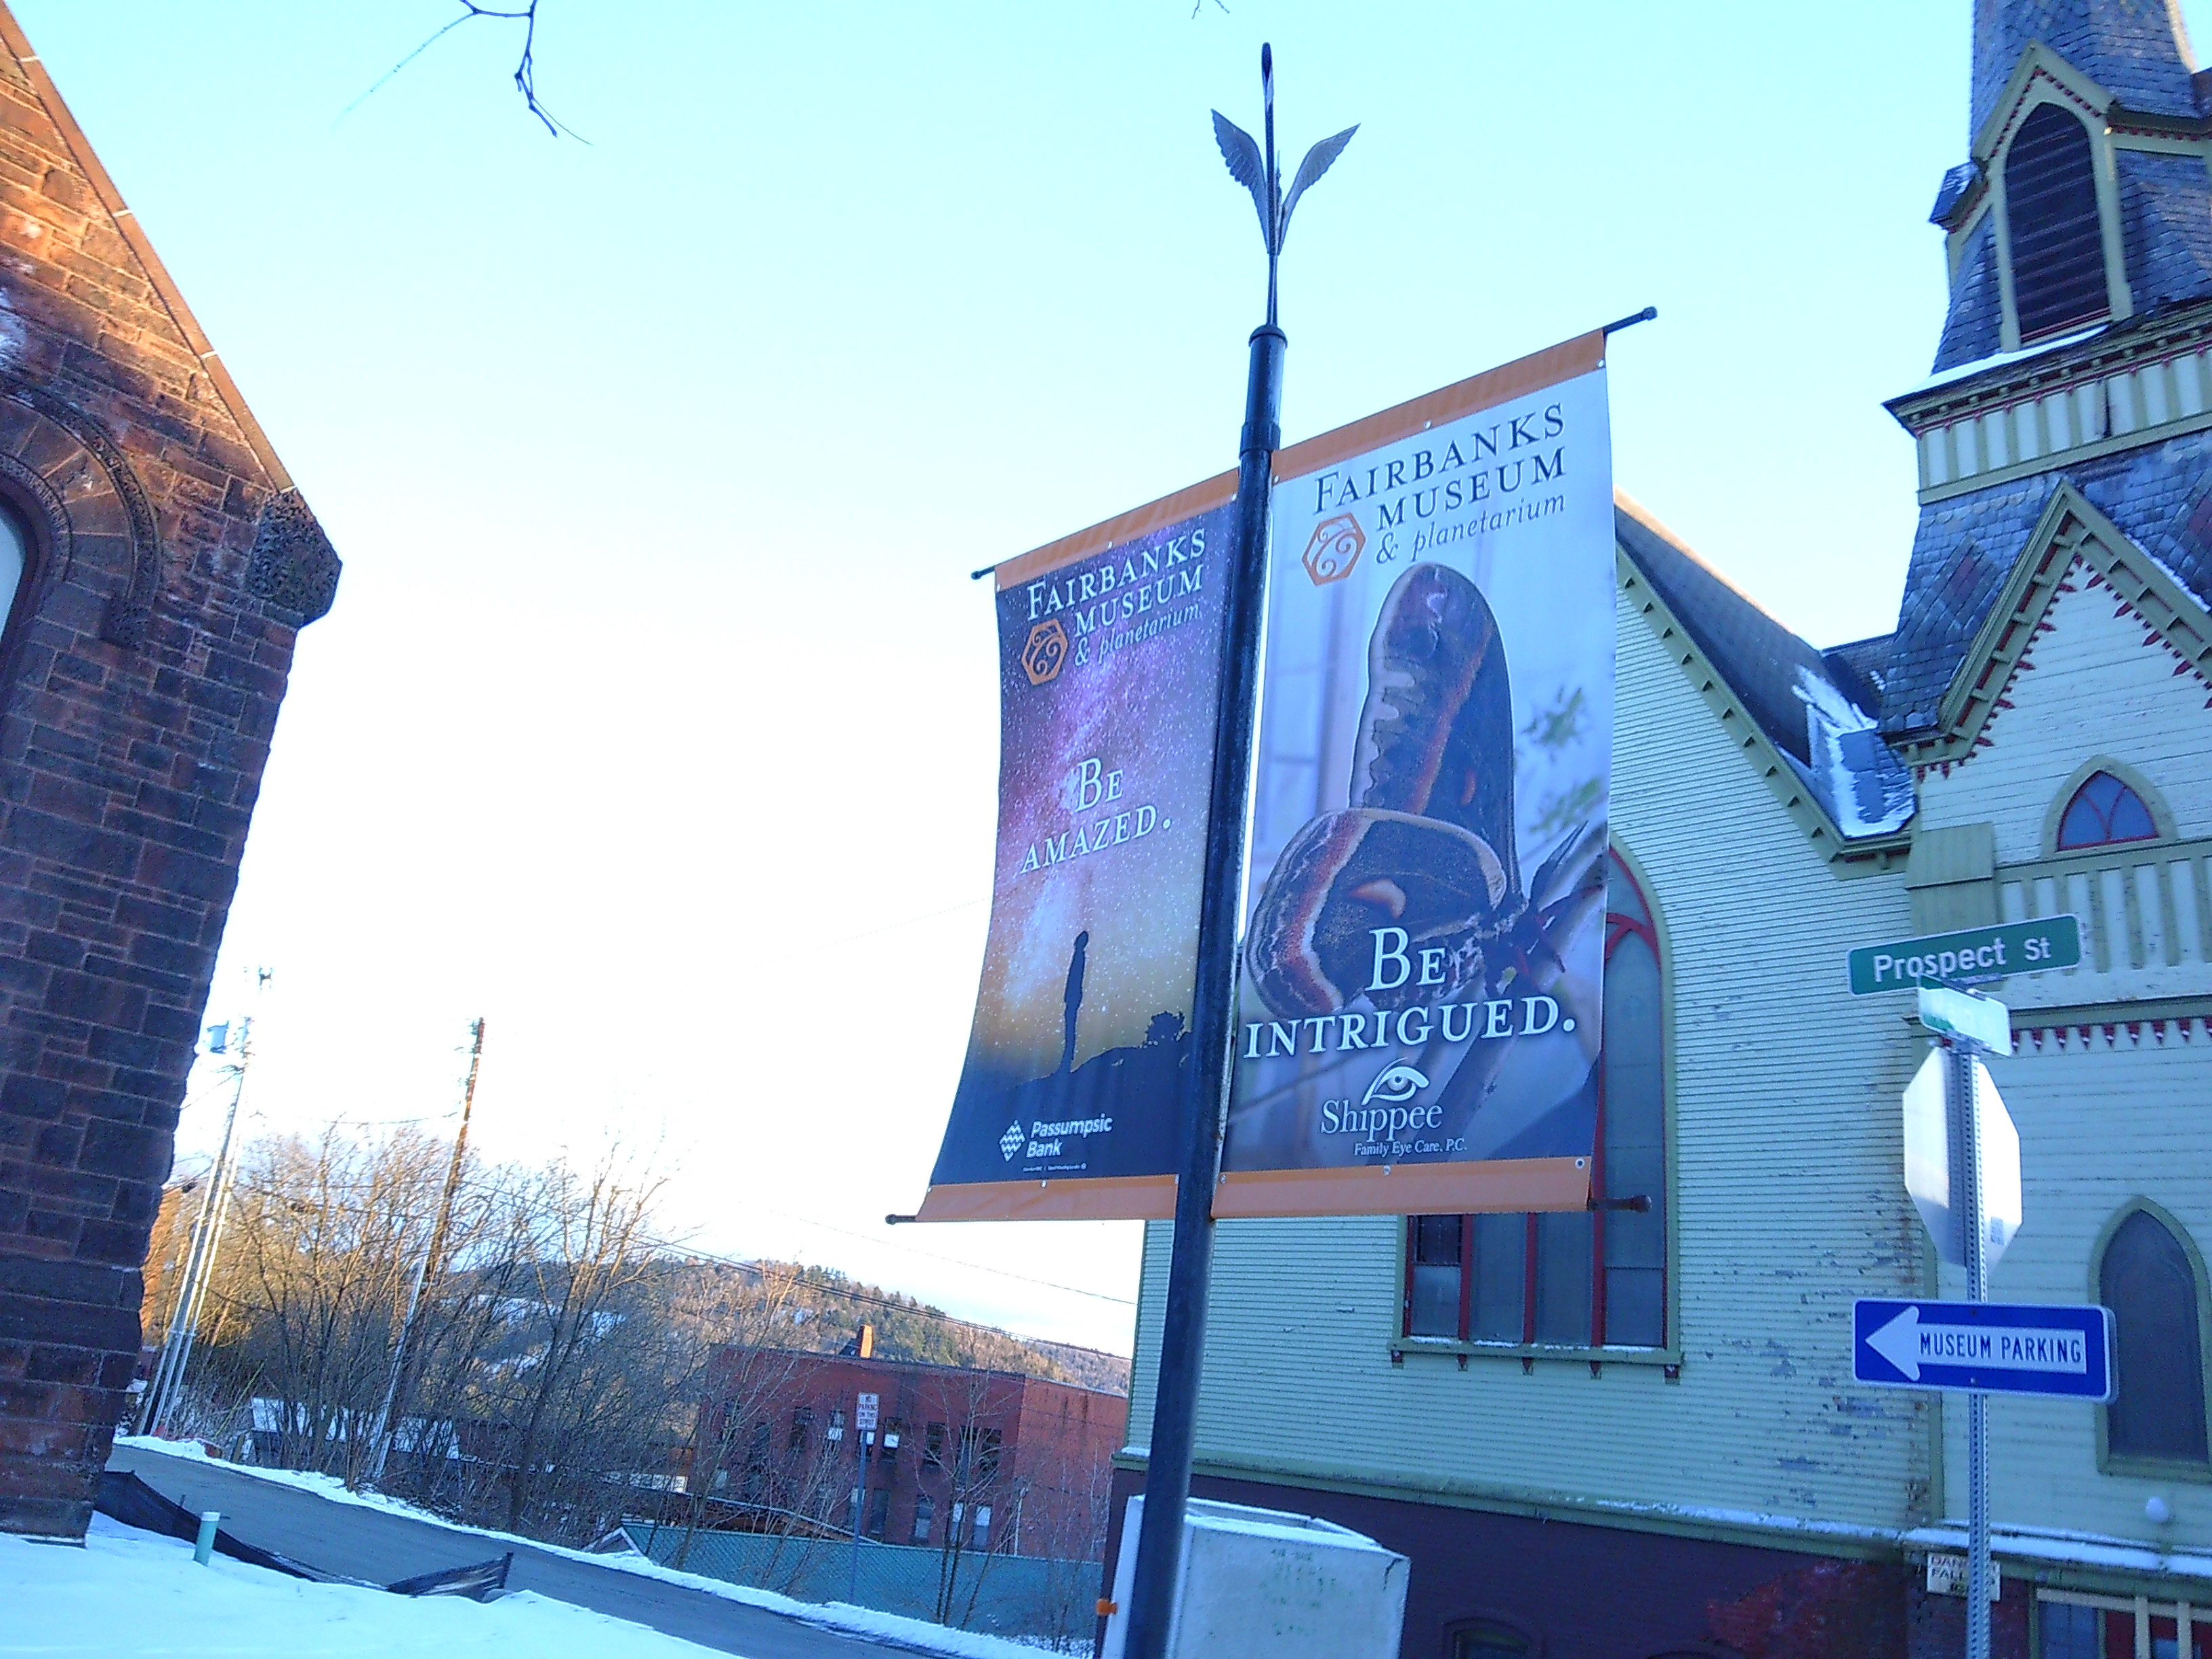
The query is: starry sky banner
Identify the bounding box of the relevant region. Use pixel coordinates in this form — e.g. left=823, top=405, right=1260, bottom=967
left=1218, top=331, right=1616, bottom=1219
left=918, top=474, right=1237, bottom=1222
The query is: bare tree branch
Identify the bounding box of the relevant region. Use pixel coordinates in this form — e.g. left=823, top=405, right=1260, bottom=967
left=344, top=2, right=583, bottom=140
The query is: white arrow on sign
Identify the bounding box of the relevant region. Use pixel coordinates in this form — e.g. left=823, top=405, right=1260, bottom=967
left=1866, top=1305, right=2091, bottom=1382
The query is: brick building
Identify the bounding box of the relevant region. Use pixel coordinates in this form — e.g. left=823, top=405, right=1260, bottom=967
left=695, top=1346, right=1124, bottom=1564
left=0, top=7, right=335, bottom=1538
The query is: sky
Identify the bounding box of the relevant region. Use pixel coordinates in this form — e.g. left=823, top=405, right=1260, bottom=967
left=18, top=1, right=2210, bottom=1356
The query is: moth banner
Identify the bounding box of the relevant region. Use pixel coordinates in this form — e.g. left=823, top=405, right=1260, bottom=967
left=1219, top=331, right=1616, bottom=1218
left=918, top=475, right=1237, bottom=1223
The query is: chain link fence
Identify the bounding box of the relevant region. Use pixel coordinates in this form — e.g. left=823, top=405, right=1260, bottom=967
left=623, top=1520, right=1104, bottom=1653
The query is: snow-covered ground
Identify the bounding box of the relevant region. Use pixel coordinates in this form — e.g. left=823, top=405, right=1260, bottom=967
left=1, top=1514, right=729, bottom=1658
left=107, top=1437, right=1059, bottom=1658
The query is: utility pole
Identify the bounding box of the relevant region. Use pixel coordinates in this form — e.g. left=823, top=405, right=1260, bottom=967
left=141, top=1017, right=253, bottom=1438
left=1121, top=46, right=1353, bottom=1659
left=368, top=1017, right=487, bottom=1486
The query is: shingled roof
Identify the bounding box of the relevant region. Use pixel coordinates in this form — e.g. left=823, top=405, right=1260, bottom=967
left=1970, top=0, right=2199, bottom=136
left=1873, top=426, right=2212, bottom=735
left=1616, top=501, right=1914, bottom=840
left=1931, top=3, right=2212, bottom=372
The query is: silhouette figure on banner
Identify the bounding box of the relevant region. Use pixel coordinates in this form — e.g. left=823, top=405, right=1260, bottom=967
left=1060, top=930, right=1090, bottom=1076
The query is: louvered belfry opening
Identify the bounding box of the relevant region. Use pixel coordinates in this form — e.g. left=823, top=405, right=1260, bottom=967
left=2005, top=103, right=2110, bottom=340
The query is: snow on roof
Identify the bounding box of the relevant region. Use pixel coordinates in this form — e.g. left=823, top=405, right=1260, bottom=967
left=1896, top=323, right=2110, bottom=401
left=1792, top=667, right=1917, bottom=837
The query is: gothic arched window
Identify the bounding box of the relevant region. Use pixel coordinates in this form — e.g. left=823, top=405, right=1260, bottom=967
left=2005, top=104, right=2109, bottom=341
left=2057, top=771, right=2157, bottom=849
left=1403, top=851, right=1667, bottom=1351
left=0, top=499, right=24, bottom=623
left=2098, top=1206, right=2209, bottom=1469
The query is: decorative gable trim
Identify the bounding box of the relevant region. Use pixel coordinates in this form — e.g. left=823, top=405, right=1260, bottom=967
left=1906, top=483, right=2212, bottom=775
left=1973, top=45, right=2112, bottom=163
left=1616, top=547, right=1910, bottom=878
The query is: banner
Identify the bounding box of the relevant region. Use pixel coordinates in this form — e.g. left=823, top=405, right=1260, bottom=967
left=1218, top=331, right=1616, bottom=1218
left=917, top=476, right=1237, bottom=1222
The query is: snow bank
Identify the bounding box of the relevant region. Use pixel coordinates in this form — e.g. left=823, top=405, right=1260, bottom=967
left=111, top=1437, right=1060, bottom=1656
left=2, top=1515, right=726, bottom=1658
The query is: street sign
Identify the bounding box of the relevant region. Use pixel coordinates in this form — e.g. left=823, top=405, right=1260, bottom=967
left=1902, top=1050, right=2020, bottom=1268
left=855, top=1392, right=879, bottom=1433
left=1918, top=984, right=2011, bottom=1053
left=1925, top=1555, right=2002, bottom=1600
left=1845, top=916, right=2081, bottom=996
left=1853, top=1298, right=2114, bottom=1399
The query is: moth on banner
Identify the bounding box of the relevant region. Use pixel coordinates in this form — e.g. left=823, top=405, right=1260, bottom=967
left=1220, top=331, right=1616, bottom=1218
left=916, top=476, right=1237, bottom=1223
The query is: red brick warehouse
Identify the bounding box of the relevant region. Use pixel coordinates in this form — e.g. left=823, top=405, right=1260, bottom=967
left=692, top=1345, right=1125, bottom=1563
left=0, top=4, right=337, bottom=1537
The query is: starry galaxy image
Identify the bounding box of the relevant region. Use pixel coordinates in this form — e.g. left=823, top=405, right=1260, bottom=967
left=928, top=502, right=1233, bottom=1194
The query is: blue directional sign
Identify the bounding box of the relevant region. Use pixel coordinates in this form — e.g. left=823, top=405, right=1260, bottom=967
left=1853, top=1298, right=2115, bottom=1400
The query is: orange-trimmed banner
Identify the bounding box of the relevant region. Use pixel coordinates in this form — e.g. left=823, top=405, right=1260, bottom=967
left=1221, top=332, right=1614, bottom=1217
left=917, top=485, right=1234, bottom=1223
left=919, top=330, right=1616, bottom=1225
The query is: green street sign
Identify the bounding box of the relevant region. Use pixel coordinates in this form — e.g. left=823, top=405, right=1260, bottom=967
left=1846, top=914, right=2082, bottom=996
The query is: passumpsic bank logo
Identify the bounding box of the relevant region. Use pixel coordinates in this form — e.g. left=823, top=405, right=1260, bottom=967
left=1303, top=513, right=1365, bottom=586
left=1021, top=619, right=1069, bottom=685
left=1361, top=1062, right=1430, bottom=1105
left=1000, top=1120, right=1026, bottom=1161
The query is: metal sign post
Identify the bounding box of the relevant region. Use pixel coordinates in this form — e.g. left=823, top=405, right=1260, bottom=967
left=849, top=1391, right=878, bottom=1603
left=1921, top=981, right=2008, bottom=1659
left=1839, top=924, right=2108, bottom=1659
left=1950, top=1035, right=1993, bottom=1659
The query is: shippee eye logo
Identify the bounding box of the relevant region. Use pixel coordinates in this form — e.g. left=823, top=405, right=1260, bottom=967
left=1303, top=512, right=1365, bottom=586
left=1361, top=1062, right=1430, bottom=1106
left=1021, top=619, right=1069, bottom=686
left=1353, top=1066, right=1425, bottom=1106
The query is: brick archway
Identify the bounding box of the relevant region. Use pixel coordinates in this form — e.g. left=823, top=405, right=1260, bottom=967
left=0, top=374, right=163, bottom=651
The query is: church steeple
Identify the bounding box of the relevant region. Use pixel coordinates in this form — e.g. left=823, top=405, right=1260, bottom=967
left=1971, top=0, right=2199, bottom=137
left=1875, top=0, right=2212, bottom=756
left=1929, top=0, right=2212, bottom=373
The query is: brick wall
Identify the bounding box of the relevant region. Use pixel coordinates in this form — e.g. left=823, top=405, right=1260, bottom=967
left=697, top=1348, right=1126, bottom=1559
left=0, top=6, right=335, bottom=1538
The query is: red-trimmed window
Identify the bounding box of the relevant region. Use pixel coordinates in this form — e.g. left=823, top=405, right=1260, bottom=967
left=2057, top=771, right=2157, bottom=850
left=1403, top=851, right=1667, bottom=1351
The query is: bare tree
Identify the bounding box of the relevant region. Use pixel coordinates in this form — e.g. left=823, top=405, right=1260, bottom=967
left=925, top=1367, right=1021, bottom=1629
left=477, top=1149, right=671, bottom=1536
left=350, top=2, right=571, bottom=137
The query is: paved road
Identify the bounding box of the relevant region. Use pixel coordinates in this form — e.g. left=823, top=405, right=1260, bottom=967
left=108, top=1443, right=922, bottom=1659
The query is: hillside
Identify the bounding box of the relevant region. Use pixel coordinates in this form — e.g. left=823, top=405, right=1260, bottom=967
left=653, top=1257, right=1132, bottom=1395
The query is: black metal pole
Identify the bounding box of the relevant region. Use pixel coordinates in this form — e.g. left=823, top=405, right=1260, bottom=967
left=1121, top=319, right=1283, bottom=1659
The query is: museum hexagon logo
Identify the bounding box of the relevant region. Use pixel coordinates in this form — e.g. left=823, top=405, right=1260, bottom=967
left=1302, top=512, right=1365, bottom=586
left=1021, top=618, right=1070, bottom=685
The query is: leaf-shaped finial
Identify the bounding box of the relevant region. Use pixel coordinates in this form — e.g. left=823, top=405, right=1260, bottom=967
left=1279, top=125, right=1356, bottom=250
left=1211, top=110, right=1271, bottom=251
